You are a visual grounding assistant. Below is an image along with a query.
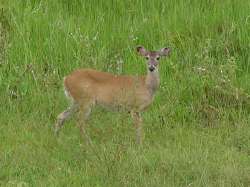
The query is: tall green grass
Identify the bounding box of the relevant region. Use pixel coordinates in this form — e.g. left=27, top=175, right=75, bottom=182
left=0, top=0, right=250, bottom=186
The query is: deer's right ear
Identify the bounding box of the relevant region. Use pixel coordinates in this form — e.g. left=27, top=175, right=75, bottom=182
left=136, top=46, right=148, bottom=56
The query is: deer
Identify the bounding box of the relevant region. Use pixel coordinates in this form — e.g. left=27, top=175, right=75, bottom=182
left=54, top=46, right=171, bottom=144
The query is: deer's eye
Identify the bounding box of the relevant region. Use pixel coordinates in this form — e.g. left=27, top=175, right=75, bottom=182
left=145, top=57, right=149, bottom=60
left=156, top=57, right=160, bottom=60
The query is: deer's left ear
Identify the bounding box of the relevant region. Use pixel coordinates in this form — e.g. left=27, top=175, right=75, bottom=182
left=136, top=46, right=148, bottom=56
left=159, top=47, right=171, bottom=56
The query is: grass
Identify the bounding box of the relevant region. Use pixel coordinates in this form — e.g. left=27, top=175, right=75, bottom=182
left=0, top=0, right=250, bottom=186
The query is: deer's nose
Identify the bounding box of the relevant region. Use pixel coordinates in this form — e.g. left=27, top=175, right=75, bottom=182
left=149, top=66, right=155, bottom=72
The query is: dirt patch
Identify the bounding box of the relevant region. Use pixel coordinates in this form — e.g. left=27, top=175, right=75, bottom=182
left=193, top=58, right=250, bottom=127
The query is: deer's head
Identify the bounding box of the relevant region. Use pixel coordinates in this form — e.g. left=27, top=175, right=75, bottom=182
left=137, top=46, right=171, bottom=72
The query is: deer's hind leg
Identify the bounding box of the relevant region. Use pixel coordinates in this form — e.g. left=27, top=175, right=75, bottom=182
left=77, top=100, right=94, bottom=145
left=54, top=102, right=79, bottom=135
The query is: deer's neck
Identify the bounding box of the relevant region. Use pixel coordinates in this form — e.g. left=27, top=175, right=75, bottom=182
left=145, top=70, right=160, bottom=97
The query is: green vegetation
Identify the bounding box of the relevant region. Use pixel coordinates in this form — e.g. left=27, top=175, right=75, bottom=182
left=0, top=0, right=250, bottom=186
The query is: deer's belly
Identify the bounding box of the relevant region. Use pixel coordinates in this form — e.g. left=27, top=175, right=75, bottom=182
left=95, top=90, right=153, bottom=112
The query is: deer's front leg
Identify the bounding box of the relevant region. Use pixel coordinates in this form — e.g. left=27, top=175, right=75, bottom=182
left=131, top=111, right=143, bottom=144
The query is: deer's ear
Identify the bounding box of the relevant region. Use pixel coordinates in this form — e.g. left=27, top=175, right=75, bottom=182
left=136, top=46, right=148, bottom=56
left=159, top=47, right=171, bottom=56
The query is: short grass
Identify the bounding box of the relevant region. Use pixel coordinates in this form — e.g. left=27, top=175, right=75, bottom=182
left=0, top=0, right=250, bottom=186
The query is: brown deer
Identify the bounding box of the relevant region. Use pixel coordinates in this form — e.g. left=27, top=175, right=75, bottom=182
left=55, top=46, right=171, bottom=144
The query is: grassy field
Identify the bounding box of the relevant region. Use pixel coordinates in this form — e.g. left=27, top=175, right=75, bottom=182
left=1, top=0, right=250, bottom=186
